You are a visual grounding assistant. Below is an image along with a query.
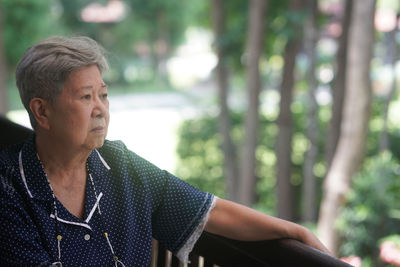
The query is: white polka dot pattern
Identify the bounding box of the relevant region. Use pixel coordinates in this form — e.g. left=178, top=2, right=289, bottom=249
left=0, top=135, right=214, bottom=266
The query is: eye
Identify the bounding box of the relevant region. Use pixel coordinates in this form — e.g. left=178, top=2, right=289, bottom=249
left=101, top=93, right=108, bottom=99
left=82, top=94, right=91, bottom=100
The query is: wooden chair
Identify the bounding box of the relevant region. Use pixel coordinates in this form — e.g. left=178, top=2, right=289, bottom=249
left=0, top=115, right=32, bottom=151
left=0, top=116, right=351, bottom=267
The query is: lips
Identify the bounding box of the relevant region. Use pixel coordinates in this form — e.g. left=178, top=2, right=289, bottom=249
left=91, top=126, right=105, bottom=132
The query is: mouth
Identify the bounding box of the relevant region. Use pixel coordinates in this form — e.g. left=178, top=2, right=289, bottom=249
left=91, top=126, right=105, bottom=133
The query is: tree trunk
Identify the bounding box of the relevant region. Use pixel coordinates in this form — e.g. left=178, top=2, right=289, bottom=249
left=238, top=0, right=267, bottom=206
left=0, top=6, right=7, bottom=115
left=317, top=0, right=376, bottom=255
left=275, top=0, right=305, bottom=221
left=325, top=0, right=352, bottom=169
left=379, top=14, right=399, bottom=152
left=155, top=12, right=170, bottom=85
left=301, top=0, right=319, bottom=223
left=211, top=0, right=239, bottom=201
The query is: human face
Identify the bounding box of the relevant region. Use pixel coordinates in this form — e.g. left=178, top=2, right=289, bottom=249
left=47, top=64, right=109, bottom=152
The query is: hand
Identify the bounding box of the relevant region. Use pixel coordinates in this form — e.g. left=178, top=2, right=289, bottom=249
left=298, top=227, right=332, bottom=256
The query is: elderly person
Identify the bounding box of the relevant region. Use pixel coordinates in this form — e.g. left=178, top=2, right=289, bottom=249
left=0, top=36, right=329, bottom=266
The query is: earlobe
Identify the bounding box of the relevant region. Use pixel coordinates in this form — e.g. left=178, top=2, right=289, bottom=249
left=30, top=98, right=51, bottom=130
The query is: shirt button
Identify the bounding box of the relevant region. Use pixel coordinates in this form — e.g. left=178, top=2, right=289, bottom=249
left=84, top=234, right=91, bottom=241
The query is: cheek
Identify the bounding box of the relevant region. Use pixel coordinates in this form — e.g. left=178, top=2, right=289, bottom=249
left=69, top=110, right=91, bottom=130
left=105, top=106, right=110, bottom=125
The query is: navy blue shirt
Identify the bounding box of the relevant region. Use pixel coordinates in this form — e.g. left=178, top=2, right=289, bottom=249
left=0, top=135, right=214, bottom=266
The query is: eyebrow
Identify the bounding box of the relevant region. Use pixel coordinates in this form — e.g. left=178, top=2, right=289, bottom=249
left=77, top=84, right=108, bottom=91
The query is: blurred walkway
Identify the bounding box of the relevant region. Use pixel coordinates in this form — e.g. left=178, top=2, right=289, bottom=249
left=108, top=92, right=202, bottom=172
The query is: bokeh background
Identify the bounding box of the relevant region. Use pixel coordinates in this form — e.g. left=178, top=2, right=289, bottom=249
left=1, top=0, right=400, bottom=265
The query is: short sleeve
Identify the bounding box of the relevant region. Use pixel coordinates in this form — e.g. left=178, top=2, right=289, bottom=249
left=150, top=172, right=214, bottom=254
left=102, top=141, right=215, bottom=257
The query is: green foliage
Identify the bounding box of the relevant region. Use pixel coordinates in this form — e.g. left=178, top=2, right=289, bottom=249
left=176, top=115, right=225, bottom=198
left=176, top=111, right=282, bottom=205
left=268, top=2, right=306, bottom=43
left=189, top=0, right=308, bottom=73
left=337, top=152, right=400, bottom=262
left=2, top=0, right=65, bottom=67
left=379, top=234, right=400, bottom=247
left=125, top=0, right=190, bottom=49
left=175, top=106, right=312, bottom=214
left=366, top=95, right=400, bottom=161
left=58, top=0, right=191, bottom=56
left=389, top=129, right=400, bottom=161
left=211, top=1, right=249, bottom=71
left=175, top=90, right=335, bottom=214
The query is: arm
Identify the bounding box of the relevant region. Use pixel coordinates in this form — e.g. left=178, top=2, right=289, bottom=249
left=205, top=198, right=331, bottom=255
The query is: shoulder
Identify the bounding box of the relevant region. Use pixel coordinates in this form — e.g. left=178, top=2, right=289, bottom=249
left=100, top=139, right=127, bottom=154
left=98, top=139, right=166, bottom=179
left=0, top=143, right=23, bottom=194
left=0, top=141, right=22, bottom=166
left=97, top=139, right=129, bottom=167
left=99, top=139, right=156, bottom=167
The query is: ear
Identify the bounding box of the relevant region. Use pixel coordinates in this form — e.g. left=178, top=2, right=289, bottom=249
left=29, top=98, right=51, bottom=130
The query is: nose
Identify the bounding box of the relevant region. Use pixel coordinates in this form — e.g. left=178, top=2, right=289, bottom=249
left=92, top=95, right=108, bottom=118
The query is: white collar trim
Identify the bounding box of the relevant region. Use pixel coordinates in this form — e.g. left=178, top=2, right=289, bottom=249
left=50, top=214, right=93, bottom=231
left=95, top=149, right=111, bottom=170
left=85, top=192, right=103, bottom=223
left=18, top=150, right=33, bottom=198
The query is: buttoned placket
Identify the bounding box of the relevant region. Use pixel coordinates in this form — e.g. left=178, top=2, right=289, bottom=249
left=18, top=140, right=111, bottom=249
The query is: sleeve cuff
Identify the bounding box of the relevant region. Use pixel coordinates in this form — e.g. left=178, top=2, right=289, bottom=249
left=175, top=195, right=217, bottom=263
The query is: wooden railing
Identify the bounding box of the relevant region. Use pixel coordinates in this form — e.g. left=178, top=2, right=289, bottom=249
left=1, top=116, right=351, bottom=267
left=152, top=232, right=351, bottom=267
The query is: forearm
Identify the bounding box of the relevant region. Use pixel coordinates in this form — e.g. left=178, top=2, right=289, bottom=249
left=205, top=198, right=306, bottom=242
left=205, top=198, right=331, bottom=255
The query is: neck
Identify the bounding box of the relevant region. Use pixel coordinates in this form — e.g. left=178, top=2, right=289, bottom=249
left=35, top=131, right=91, bottom=182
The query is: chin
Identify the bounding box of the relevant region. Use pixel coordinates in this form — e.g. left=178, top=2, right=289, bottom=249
left=85, top=137, right=106, bottom=150
left=94, top=138, right=106, bottom=148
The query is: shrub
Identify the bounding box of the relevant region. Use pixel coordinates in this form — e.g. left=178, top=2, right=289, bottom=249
left=337, top=152, right=400, bottom=265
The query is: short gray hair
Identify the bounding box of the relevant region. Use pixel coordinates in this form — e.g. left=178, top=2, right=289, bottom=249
left=16, top=36, right=108, bottom=128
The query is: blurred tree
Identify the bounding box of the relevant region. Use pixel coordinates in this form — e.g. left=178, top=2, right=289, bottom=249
left=211, top=0, right=238, bottom=201
left=275, top=0, right=306, bottom=221
left=379, top=13, right=399, bottom=152
left=176, top=112, right=277, bottom=214
left=238, top=0, right=268, bottom=206
left=325, top=0, right=352, bottom=170
left=200, top=1, right=289, bottom=204
left=1, top=0, right=62, bottom=114
left=318, top=0, right=376, bottom=255
left=59, top=0, right=190, bottom=83
left=301, top=0, right=319, bottom=223
left=3, top=0, right=62, bottom=67
left=126, top=0, right=189, bottom=81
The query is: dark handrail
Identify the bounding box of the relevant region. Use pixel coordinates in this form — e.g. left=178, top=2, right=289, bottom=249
left=155, top=232, right=351, bottom=266
left=191, top=232, right=351, bottom=266
left=1, top=116, right=351, bottom=267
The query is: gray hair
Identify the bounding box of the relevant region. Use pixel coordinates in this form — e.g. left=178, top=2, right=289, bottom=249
left=15, top=36, right=109, bottom=128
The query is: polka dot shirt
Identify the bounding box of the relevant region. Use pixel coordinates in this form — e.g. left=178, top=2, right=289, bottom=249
left=0, top=135, right=214, bottom=266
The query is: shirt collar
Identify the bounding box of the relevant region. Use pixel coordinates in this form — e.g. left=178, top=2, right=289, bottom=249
left=19, top=135, right=52, bottom=201
left=87, top=147, right=111, bottom=186
left=19, top=135, right=111, bottom=201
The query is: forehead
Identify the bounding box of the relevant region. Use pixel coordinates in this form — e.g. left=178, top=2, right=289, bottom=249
left=63, top=65, right=104, bottom=93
